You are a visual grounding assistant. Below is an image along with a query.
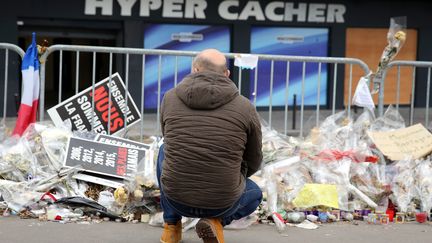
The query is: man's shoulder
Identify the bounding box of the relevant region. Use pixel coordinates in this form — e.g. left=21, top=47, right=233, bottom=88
left=162, top=88, right=178, bottom=102
left=233, top=95, right=256, bottom=109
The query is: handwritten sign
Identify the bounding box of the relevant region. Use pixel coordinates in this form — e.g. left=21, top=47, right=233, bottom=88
left=368, top=124, right=432, bottom=160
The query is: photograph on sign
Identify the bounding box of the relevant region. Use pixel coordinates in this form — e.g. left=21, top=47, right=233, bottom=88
left=63, top=137, right=146, bottom=180
left=48, top=73, right=141, bottom=135
left=143, top=23, right=231, bottom=109
left=95, top=134, right=151, bottom=150
left=250, top=27, right=329, bottom=107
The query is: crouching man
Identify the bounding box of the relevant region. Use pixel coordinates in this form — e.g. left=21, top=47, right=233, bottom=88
left=158, top=49, right=263, bottom=243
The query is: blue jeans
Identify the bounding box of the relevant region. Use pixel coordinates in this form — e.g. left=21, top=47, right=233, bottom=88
left=157, top=144, right=262, bottom=226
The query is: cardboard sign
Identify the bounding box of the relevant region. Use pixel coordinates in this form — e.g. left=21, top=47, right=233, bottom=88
left=48, top=73, right=140, bottom=135
left=95, top=134, right=150, bottom=150
left=368, top=124, right=432, bottom=160
left=64, top=137, right=146, bottom=179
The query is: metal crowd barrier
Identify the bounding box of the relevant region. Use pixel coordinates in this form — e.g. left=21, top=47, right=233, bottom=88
left=38, top=44, right=370, bottom=138
left=0, top=43, right=25, bottom=124
left=381, top=60, right=432, bottom=126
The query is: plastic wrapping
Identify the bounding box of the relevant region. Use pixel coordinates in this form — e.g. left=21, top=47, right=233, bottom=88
left=116, top=136, right=161, bottom=216
left=133, top=136, right=159, bottom=188
left=308, top=158, right=351, bottom=185
left=41, top=126, right=72, bottom=172
left=349, top=151, right=386, bottom=206
left=278, top=163, right=313, bottom=208
left=261, top=119, right=299, bottom=164
left=414, top=158, right=432, bottom=213
left=390, top=159, right=418, bottom=212
left=372, top=17, right=407, bottom=93
left=309, top=111, right=357, bottom=151
left=224, top=214, right=258, bottom=230
left=0, top=123, right=9, bottom=143
left=0, top=136, right=35, bottom=181
left=370, top=105, right=405, bottom=132
left=0, top=123, right=73, bottom=183
left=264, top=167, right=278, bottom=214
left=0, top=122, right=86, bottom=213
left=305, top=158, right=352, bottom=210
left=0, top=180, right=43, bottom=212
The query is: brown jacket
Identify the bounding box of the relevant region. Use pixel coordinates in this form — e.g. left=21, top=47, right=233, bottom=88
left=160, top=71, right=262, bottom=209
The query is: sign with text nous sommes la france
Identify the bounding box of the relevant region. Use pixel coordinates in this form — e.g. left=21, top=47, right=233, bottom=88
left=48, top=73, right=141, bottom=135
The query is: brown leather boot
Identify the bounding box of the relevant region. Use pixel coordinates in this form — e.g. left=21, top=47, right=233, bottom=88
left=195, top=218, right=224, bottom=243
left=160, top=221, right=182, bottom=243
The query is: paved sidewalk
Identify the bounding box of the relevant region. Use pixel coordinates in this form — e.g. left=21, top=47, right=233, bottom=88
left=1, top=217, right=432, bottom=243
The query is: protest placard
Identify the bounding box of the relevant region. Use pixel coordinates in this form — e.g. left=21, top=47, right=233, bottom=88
left=48, top=73, right=140, bottom=135
left=95, top=134, right=150, bottom=150
left=64, top=137, right=146, bottom=179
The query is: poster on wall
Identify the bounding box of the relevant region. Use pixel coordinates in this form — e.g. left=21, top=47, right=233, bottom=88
left=250, top=27, right=329, bottom=107
left=143, top=24, right=231, bottom=109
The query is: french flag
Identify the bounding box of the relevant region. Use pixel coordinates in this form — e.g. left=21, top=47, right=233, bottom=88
left=13, top=33, right=40, bottom=136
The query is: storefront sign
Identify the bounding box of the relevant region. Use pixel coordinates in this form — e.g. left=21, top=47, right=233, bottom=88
left=84, top=0, right=346, bottom=23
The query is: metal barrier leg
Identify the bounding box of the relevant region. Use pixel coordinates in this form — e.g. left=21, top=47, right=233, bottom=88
left=300, top=62, right=306, bottom=138
left=316, top=63, right=322, bottom=127
left=2, top=49, right=8, bottom=124
left=284, top=61, right=290, bottom=135
left=268, top=60, right=274, bottom=128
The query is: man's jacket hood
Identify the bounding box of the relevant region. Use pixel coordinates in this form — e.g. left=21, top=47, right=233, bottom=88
left=175, top=71, right=238, bottom=110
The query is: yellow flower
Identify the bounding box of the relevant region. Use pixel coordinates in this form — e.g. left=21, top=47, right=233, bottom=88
left=394, top=31, right=406, bottom=42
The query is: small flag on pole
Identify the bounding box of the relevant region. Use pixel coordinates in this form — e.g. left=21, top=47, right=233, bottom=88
left=13, top=33, right=40, bottom=136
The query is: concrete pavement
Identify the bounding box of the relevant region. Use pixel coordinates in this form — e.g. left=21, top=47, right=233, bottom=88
left=1, top=217, right=432, bottom=243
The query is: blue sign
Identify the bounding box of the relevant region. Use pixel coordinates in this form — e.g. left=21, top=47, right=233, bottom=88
left=250, top=27, right=329, bottom=107
left=143, top=24, right=231, bottom=109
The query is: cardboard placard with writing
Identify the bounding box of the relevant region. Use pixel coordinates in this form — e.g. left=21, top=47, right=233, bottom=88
left=368, top=123, right=432, bottom=160
left=48, top=73, right=140, bottom=135
left=64, top=137, right=146, bottom=179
